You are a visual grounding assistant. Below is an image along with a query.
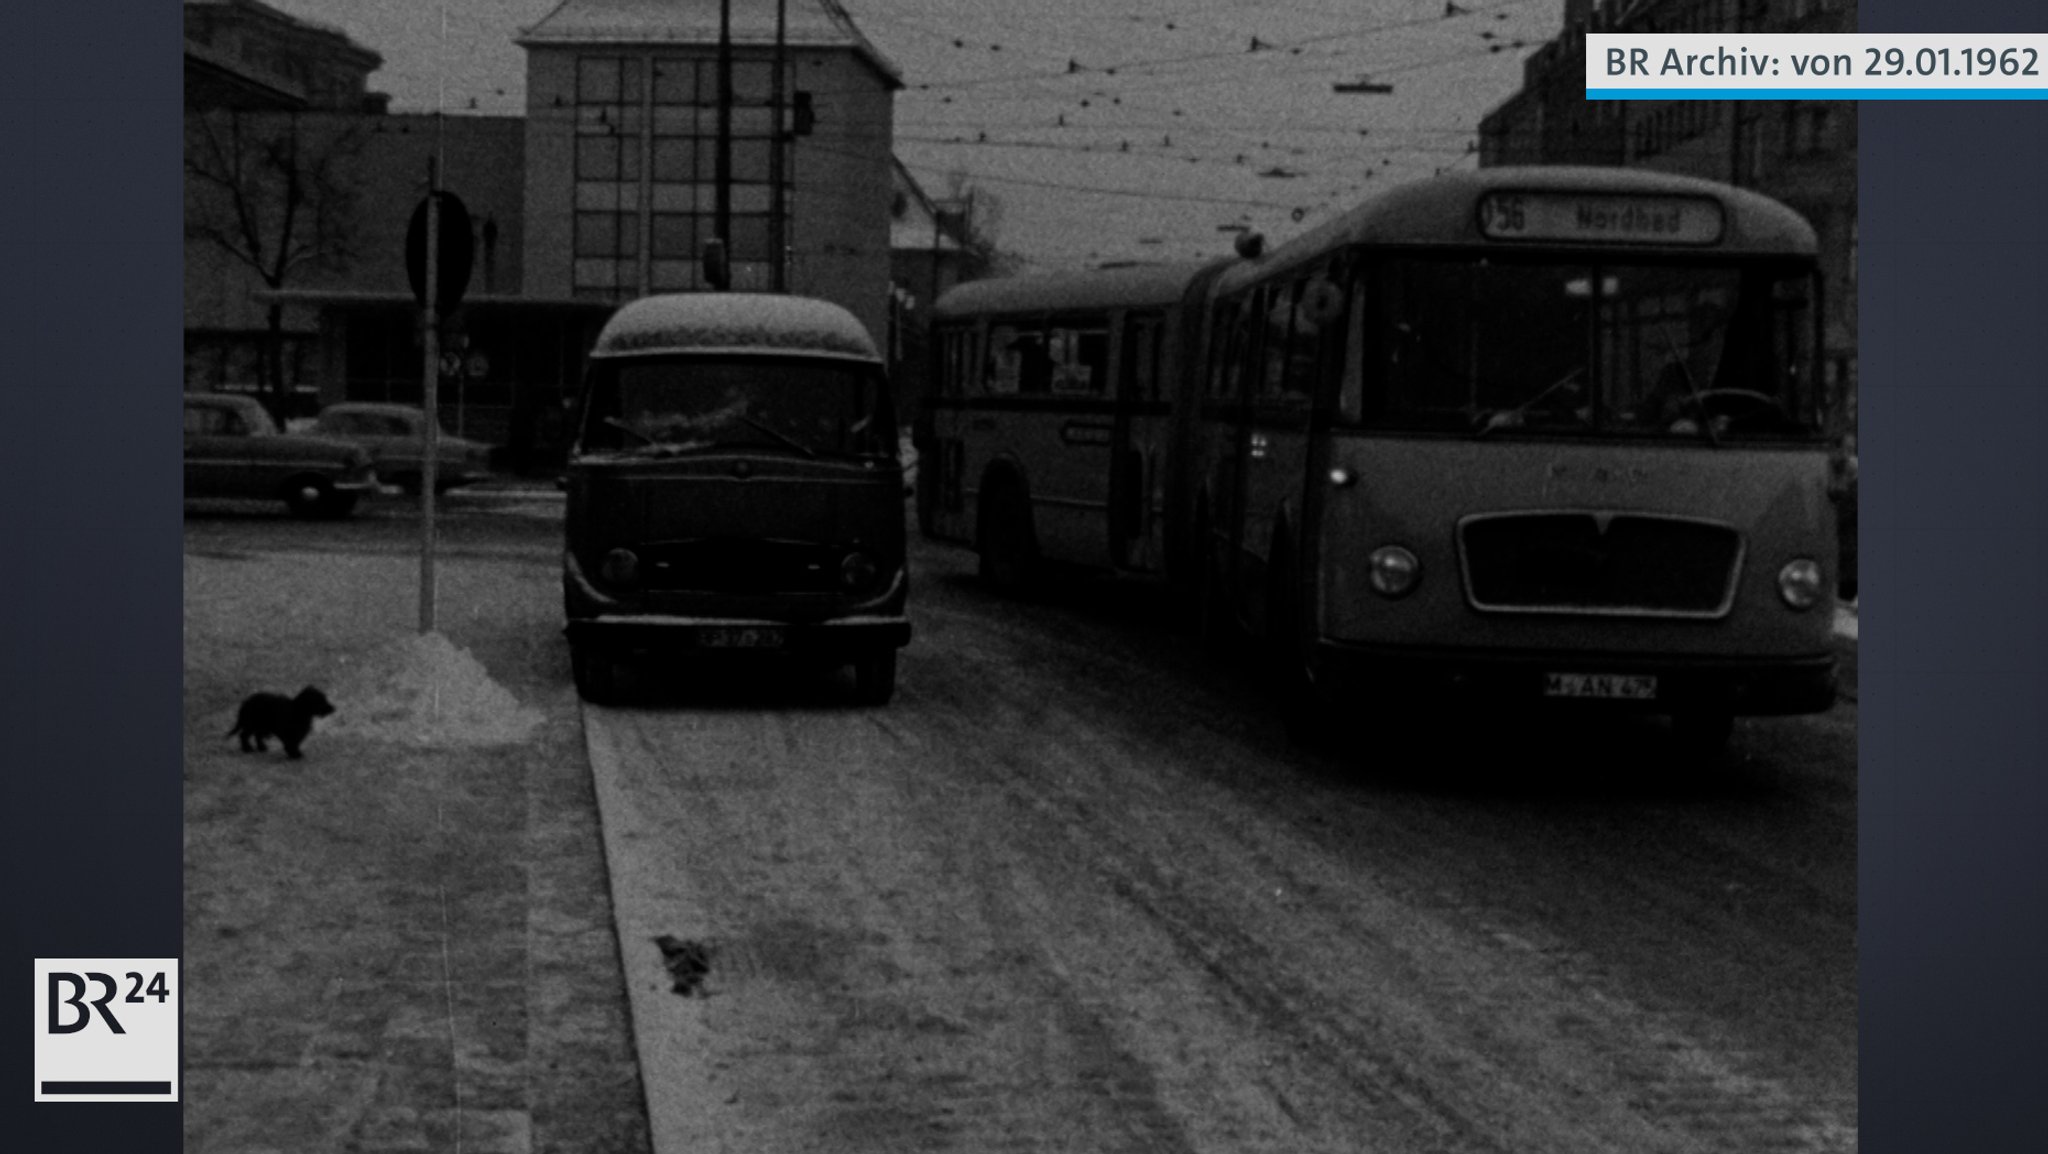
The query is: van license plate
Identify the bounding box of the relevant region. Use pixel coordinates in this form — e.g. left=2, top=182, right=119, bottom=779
left=700, top=627, right=785, bottom=650
left=1544, top=672, right=1657, bottom=700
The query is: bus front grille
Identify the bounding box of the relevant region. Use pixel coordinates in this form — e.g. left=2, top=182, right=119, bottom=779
left=1458, top=513, right=1743, bottom=618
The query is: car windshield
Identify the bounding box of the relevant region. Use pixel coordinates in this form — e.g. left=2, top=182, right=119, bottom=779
left=576, top=355, right=894, bottom=459
left=1344, top=256, right=1822, bottom=442
left=208, top=401, right=278, bottom=437
left=322, top=410, right=434, bottom=438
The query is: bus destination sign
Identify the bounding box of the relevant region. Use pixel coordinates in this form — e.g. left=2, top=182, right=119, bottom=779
left=1477, top=192, right=1725, bottom=246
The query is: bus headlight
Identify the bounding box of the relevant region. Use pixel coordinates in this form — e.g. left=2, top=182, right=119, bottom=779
left=1368, top=546, right=1420, bottom=598
left=600, top=548, right=640, bottom=588
left=1777, top=558, right=1824, bottom=610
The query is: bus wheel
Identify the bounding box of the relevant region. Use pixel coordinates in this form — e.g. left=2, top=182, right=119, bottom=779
left=1671, top=709, right=1734, bottom=759
left=978, top=483, right=1039, bottom=595
left=572, top=644, right=626, bottom=705
left=851, top=648, right=898, bottom=706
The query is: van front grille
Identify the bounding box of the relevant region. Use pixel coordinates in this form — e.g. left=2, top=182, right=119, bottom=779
left=635, top=539, right=847, bottom=595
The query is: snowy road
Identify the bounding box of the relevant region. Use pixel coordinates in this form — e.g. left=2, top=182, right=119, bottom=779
left=586, top=539, right=1858, bottom=1154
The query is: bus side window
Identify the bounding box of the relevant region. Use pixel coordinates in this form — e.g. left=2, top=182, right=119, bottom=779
left=1207, top=302, right=1241, bottom=402
left=1015, top=332, right=1054, bottom=395
left=1230, top=293, right=1263, bottom=402
left=1049, top=324, right=1109, bottom=395
left=1260, top=283, right=1300, bottom=405
left=1122, top=315, right=1160, bottom=402
left=1288, top=274, right=1338, bottom=405
left=986, top=324, right=1024, bottom=395
left=1290, top=269, right=1348, bottom=412
left=1338, top=290, right=1367, bottom=423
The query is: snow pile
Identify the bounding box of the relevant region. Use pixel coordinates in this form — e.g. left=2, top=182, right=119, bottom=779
left=319, top=632, right=542, bottom=747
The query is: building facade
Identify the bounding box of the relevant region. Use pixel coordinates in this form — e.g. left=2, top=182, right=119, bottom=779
left=515, top=0, right=902, bottom=345
left=1479, top=0, right=1857, bottom=431
left=184, top=0, right=390, bottom=113
left=185, top=0, right=914, bottom=470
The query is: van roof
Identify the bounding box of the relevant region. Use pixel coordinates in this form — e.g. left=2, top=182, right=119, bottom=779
left=590, top=294, right=882, bottom=363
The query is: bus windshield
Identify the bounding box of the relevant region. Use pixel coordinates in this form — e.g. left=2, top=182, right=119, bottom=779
left=578, top=356, right=894, bottom=459
left=1354, top=257, right=1821, bottom=441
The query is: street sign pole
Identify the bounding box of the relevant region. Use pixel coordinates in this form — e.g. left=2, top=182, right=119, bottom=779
left=420, top=156, right=440, bottom=634
left=405, top=154, right=472, bottom=637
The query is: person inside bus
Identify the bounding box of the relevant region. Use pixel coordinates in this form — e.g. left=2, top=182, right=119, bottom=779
left=1636, top=359, right=1705, bottom=434
left=1009, top=334, right=1054, bottom=395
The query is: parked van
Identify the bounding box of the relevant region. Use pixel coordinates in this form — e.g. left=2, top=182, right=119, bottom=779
left=562, top=294, right=910, bottom=704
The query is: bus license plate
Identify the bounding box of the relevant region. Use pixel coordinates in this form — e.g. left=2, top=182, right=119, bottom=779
left=1544, top=672, right=1658, bottom=700
left=699, top=627, right=785, bottom=650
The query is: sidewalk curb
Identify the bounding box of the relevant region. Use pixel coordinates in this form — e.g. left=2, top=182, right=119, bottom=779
left=582, top=707, right=723, bottom=1154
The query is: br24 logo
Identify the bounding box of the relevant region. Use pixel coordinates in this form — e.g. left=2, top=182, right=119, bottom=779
left=46, top=970, right=170, bottom=1035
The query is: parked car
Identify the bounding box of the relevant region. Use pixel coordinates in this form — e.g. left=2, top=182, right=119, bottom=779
left=184, top=394, right=378, bottom=518
left=310, top=403, right=495, bottom=495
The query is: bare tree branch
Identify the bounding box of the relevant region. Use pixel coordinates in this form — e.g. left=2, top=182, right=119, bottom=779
left=185, top=108, right=367, bottom=407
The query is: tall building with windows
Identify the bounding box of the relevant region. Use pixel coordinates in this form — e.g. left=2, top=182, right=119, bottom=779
left=1479, top=0, right=1857, bottom=429
left=516, top=0, right=902, bottom=342
left=185, top=0, right=915, bottom=468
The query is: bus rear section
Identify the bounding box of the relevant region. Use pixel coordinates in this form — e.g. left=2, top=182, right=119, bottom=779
left=920, top=261, right=1228, bottom=588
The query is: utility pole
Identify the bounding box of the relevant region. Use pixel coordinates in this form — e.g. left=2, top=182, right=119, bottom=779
left=771, top=0, right=788, bottom=291
left=1728, top=0, right=1747, bottom=187
left=419, top=153, right=440, bottom=633
left=716, top=0, right=733, bottom=273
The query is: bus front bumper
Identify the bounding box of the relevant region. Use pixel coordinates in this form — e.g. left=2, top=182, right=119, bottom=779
left=1309, top=641, right=1837, bottom=717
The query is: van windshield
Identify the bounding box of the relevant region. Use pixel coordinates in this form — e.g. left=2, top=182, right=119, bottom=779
left=578, top=356, right=894, bottom=459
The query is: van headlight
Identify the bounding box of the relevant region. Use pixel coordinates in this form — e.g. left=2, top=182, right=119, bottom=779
left=600, top=548, right=640, bottom=588
left=1368, top=545, right=1420, bottom=598
left=1777, top=558, right=1824, bottom=610
left=840, top=551, right=879, bottom=591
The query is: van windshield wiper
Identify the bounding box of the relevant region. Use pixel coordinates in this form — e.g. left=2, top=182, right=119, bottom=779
left=603, top=417, right=658, bottom=445
left=732, top=413, right=818, bottom=458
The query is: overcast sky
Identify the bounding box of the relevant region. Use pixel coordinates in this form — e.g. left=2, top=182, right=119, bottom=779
left=261, top=1, right=1561, bottom=268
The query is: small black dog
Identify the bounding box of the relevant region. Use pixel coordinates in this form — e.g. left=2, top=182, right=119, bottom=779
left=226, top=687, right=335, bottom=759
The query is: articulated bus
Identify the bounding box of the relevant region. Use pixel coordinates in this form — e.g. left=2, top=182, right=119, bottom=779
left=918, top=259, right=1232, bottom=587
left=926, top=167, right=1843, bottom=750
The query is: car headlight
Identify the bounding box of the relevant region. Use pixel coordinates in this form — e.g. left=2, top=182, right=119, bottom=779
left=1368, top=545, right=1420, bottom=598
left=600, top=548, right=640, bottom=588
left=1777, top=558, right=1825, bottom=610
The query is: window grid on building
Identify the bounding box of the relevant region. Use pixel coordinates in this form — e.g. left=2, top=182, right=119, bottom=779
left=573, top=54, right=792, bottom=299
